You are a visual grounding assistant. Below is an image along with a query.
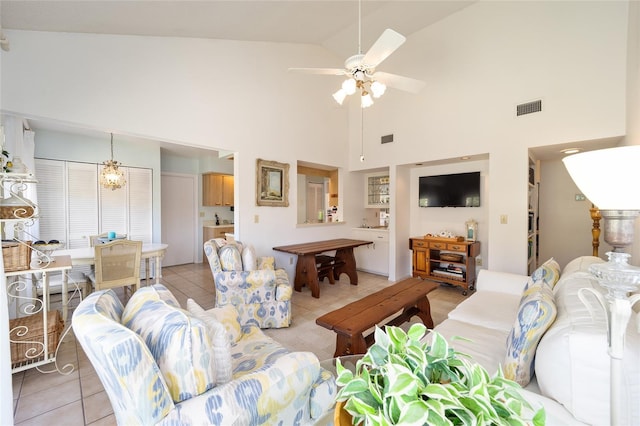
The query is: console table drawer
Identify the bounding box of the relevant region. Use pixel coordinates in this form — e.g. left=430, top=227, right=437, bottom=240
left=412, top=240, right=428, bottom=248
left=447, top=243, right=466, bottom=252
left=430, top=242, right=446, bottom=249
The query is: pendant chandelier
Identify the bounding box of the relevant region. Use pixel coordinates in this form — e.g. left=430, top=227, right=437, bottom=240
left=100, top=133, right=126, bottom=191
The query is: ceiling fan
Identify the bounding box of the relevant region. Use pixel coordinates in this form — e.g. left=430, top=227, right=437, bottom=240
left=289, top=1, right=425, bottom=108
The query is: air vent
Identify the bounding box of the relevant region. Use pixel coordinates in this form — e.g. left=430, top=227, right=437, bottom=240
left=517, top=100, right=542, bottom=116
left=381, top=134, right=394, bottom=144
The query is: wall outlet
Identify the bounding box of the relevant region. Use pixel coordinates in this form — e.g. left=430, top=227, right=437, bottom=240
left=476, top=256, right=482, bottom=266
left=254, top=214, right=259, bottom=223
left=289, top=257, right=293, bottom=265
left=500, top=214, right=508, bottom=224
left=575, top=193, right=586, bottom=201
left=199, top=211, right=205, bottom=217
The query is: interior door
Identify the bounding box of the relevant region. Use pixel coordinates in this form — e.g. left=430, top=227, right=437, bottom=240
left=306, top=182, right=324, bottom=223
left=161, top=173, right=197, bottom=266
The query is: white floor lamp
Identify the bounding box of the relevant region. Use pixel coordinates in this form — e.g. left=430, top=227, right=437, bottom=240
left=563, top=145, right=640, bottom=426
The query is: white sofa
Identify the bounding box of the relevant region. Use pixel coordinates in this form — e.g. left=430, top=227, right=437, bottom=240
left=431, top=256, right=640, bottom=425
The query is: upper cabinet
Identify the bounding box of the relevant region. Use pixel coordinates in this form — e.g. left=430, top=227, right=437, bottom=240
left=365, top=173, right=390, bottom=208
left=203, top=173, right=234, bottom=207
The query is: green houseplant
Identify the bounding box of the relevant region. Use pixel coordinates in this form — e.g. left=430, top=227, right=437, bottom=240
left=335, top=324, right=545, bottom=426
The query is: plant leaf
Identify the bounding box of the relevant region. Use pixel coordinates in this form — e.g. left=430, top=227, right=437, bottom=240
left=396, top=399, right=430, bottom=426
left=428, top=331, right=450, bottom=359
left=407, top=323, right=428, bottom=341
left=374, top=326, right=391, bottom=349
left=337, top=377, right=369, bottom=397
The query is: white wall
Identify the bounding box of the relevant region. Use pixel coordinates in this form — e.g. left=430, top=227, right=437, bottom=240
left=0, top=2, right=631, bottom=275
left=410, top=159, right=489, bottom=272
left=1, top=30, right=351, bottom=263
left=538, top=159, right=612, bottom=269
left=348, top=1, right=627, bottom=273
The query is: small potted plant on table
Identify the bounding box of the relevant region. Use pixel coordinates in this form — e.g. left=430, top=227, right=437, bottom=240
left=335, top=323, right=545, bottom=426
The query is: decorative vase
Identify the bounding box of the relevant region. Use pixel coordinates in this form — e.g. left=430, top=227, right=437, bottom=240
left=333, top=400, right=353, bottom=426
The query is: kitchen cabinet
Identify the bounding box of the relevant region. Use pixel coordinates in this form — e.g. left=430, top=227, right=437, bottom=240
left=203, top=173, right=234, bottom=207
left=410, top=237, right=480, bottom=295
left=365, top=172, right=389, bottom=208
left=351, top=228, right=389, bottom=276
left=203, top=225, right=234, bottom=262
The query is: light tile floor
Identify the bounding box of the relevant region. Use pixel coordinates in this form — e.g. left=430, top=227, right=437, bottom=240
left=10, top=262, right=467, bottom=425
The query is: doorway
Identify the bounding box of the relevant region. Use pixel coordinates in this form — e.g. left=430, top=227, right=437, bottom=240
left=161, top=173, right=198, bottom=266
left=306, top=181, right=326, bottom=223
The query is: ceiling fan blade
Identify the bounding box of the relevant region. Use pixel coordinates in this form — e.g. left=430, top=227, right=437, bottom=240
left=362, top=29, right=406, bottom=67
left=374, top=72, right=425, bottom=94
left=288, top=67, right=346, bottom=76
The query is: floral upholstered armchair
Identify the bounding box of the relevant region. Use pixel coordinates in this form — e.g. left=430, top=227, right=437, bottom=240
left=72, top=285, right=336, bottom=425
left=204, top=238, right=292, bottom=328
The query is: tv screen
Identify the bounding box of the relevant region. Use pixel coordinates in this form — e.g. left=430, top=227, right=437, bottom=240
left=419, top=172, right=480, bottom=207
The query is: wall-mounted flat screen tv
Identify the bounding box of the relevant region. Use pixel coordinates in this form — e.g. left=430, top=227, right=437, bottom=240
left=419, top=171, right=480, bottom=207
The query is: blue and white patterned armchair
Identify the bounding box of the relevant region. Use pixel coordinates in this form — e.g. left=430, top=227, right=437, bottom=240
left=72, top=285, right=336, bottom=425
left=204, top=239, right=292, bottom=328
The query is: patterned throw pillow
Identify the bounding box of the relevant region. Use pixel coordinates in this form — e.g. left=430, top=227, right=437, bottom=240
left=242, top=244, right=258, bottom=271
left=503, top=285, right=557, bottom=386
left=187, top=299, right=233, bottom=384
left=257, top=256, right=275, bottom=270
left=530, top=257, right=561, bottom=288
left=191, top=303, right=242, bottom=345
left=218, top=244, right=243, bottom=271
left=122, top=287, right=217, bottom=402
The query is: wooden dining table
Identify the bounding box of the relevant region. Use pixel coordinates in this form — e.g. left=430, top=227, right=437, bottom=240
left=54, top=243, right=169, bottom=285
left=273, top=238, right=372, bottom=298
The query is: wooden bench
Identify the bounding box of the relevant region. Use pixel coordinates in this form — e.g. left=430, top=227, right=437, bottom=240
left=316, top=277, right=438, bottom=357
left=316, top=255, right=335, bottom=284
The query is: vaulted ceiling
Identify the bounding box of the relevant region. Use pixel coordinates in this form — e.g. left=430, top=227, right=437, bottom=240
left=1, top=1, right=474, bottom=59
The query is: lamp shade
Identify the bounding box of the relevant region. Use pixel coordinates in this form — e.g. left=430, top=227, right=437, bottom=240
left=562, top=145, right=640, bottom=210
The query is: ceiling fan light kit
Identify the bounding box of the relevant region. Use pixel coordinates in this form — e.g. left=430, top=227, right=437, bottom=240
left=289, top=0, right=425, bottom=109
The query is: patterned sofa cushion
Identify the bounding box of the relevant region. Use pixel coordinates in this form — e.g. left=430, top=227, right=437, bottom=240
left=122, top=287, right=217, bottom=402
left=187, top=299, right=233, bottom=384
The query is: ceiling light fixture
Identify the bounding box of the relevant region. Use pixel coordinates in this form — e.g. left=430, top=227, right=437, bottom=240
left=331, top=0, right=387, bottom=109
left=561, top=148, right=580, bottom=155
left=100, top=133, right=126, bottom=191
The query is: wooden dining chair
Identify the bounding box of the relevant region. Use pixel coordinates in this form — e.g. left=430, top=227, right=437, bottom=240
left=87, top=239, right=142, bottom=299
left=88, top=233, right=109, bottom=247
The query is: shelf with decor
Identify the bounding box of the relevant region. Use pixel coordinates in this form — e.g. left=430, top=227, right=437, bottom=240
left=1, top=172, right=76, bottom=374
left=410, top=236, right=480, bottom=295
left=365, top=172, right=389, bottom=208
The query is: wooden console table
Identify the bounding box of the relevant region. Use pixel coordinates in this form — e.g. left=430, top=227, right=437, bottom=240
left=410, top=237, right=480, bottom=295
left=316, top=277, right=437, bottom=356
left=273, top=238, right=372, bottom=298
